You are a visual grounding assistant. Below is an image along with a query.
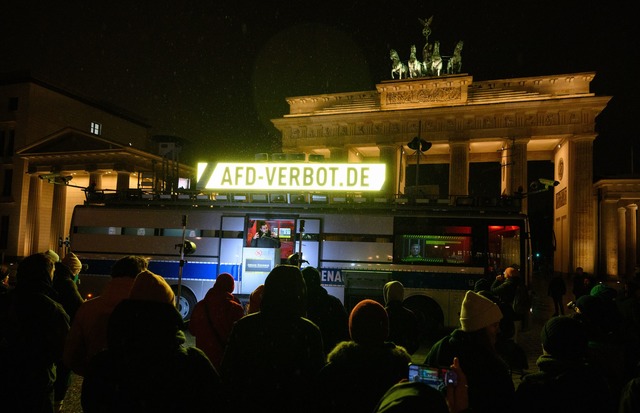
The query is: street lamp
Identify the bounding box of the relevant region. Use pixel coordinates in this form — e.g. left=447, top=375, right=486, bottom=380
left=407, top=131, right=432, bottom=189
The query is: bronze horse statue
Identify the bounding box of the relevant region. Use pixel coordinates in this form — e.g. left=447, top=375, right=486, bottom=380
left=390, top=49, right=408, bottom=79
left=447, top=40, right=464, bottom=74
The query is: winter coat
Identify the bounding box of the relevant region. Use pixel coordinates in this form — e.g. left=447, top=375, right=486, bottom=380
left=424, top=328, right=515, bottom=413
left=52, top=261, right=84, bottom=321
left=0, top=256, right=70, bottom=413
left=491, top=275, right=520, bottom=307
left=82, top=299, right=222, bottom=413
left=219, top=311, right=325, bottom=412
left=385, top=301, right=421, bottom=354
left=516, top=354, right=616, bottom=413
left=315, top=340, right=412, bottom=413
left=619, top=376, right=640, bottom=413
left=189, top=275, right=245, bottom=369
left=219, top=265, right=325, bottom=413
left=64, top=277, right=135, bottom=376
left=305, top=283, right=350, bottom=354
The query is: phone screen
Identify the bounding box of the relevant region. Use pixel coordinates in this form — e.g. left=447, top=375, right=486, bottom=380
left=408, top=363, right=457, bottom=390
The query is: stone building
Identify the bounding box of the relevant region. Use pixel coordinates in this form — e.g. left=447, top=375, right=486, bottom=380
left=271, top=72, right=634, bottom=278
left=0, top=71, right=192, bottom=262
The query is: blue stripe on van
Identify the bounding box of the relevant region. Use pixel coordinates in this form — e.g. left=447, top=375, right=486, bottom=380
left=81, top=258, right=241, bottom=282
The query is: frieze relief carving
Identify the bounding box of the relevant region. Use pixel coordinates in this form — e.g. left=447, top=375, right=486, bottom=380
left=289, top=108, right=585, bottom=141
left=386, top=87, right=461, bottom=105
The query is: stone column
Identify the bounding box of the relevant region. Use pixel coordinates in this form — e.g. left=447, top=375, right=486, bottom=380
left=448, top=141, right=469, bottom=201
left=501, top=138, right=529, bottom=212
left=618, top=207, right=627, bottom=277
left=569, top=135, right=596, bottom=274
left=601, top=198, right=620, bottom=277
left=328, top=147, right=348, bottom=162
left=378, top=144, right=399, bottom=198
left=24, top=175, right=41, bottom=256
left=626, top=204, right=638, bottom=278
left=49, top=182, right=67, bottom=254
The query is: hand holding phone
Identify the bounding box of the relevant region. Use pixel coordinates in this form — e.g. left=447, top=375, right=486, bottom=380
left=408, top=363, right=457, bottom=391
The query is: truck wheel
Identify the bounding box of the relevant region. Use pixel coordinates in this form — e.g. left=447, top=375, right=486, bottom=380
left=172, top=287, right=197, bottom=320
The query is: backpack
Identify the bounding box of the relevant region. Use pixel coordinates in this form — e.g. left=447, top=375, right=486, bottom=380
left=512, top=282, right=531, bottom=318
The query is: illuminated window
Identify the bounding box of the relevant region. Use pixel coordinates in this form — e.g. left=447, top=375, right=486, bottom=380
left=90, top=122, right=102, bottom=135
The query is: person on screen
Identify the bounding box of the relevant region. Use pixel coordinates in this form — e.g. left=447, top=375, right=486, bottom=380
left=403, top=242, right=426, bottom=262
left=251, top=221, right=281, bottom=248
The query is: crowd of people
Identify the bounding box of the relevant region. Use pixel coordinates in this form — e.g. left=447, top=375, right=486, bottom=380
left=1, top=252, right=640, bottom=412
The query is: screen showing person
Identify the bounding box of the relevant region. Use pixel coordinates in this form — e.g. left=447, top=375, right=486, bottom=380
left=403, top=240, right=426, bottom=262
left=251, top=221, right=281, bottom=248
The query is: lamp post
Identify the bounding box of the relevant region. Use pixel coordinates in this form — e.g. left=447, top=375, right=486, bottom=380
left=407, top=124, right=432, bottom=189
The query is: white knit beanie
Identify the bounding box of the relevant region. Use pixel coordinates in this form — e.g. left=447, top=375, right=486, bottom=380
left=459, top=290, right=503, bottom=332
left=62, top=252, right=83, bottom=275
left=44, top=250, right=60, bottom=262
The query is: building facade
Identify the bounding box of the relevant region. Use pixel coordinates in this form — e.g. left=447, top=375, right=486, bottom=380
left=0, top=72, right=192, bottom=262
left=271, top=72, right=628, bottom=278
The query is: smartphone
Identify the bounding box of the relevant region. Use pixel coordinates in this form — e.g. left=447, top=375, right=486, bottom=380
left=408, top=363, right=457, bottom=390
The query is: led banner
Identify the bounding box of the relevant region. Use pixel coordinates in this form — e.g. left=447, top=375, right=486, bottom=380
left=197, top=162, right=386, bottom=191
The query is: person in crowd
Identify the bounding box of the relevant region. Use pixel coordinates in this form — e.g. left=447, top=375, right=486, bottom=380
left=617, top=278, right=640, bottom=381
left=491, top=266, right=521, bottom=309
left=50, top=251, right=86, bottom=413
left=572, top=292, right=627, bottom=399
left=547, top=271, right=566, bottom=316
left=0, top=252, right=71, bottom=413
left=315, top=299, right=413, bottom=413
left=81, top=270, right=222, bottom=412
left=619, top=376, right=640, bottom=413
left=64, top=255, right=148, bottom=376
left=476, top=289, right=527, bottom=373
left=515, top=315, right=616, bottom=413
left=372, top=357, right=469, bottom=413
left=219, top=264, right=324, bottom=413
left=250, top=220, right=281, bottom=248
left=245, top=283, right=264, bottom=314
left=0, top=263, right=13, bottom=294
left=571, top=266, right=592, bottom=300
left=423, top=290, right=514, bottom=413
left=492, top=265, right=527, bottom=337
left=302, top=266, right=349, bottom=354
left=189, top=272, right=245, bottom=370
left=383, top=280, right=421, bottom=354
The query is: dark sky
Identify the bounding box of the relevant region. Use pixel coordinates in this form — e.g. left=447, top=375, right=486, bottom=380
left=4, top=1, right=638, bottom=177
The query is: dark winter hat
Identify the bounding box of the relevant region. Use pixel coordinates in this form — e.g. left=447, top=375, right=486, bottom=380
left=459, top=290, right=503, bottom=332
left=474, top=278, right=491, bottom=292
left=540, top=315, right=587, bottom=360
left=301, top=266, right=321, bottom=289
left=373, top=381, right=449, bottom=413
left=129, top=270, right=175, bottom=304
left=349, top=299, right=389, bottom=345
left=261, top=264, right=306, bottom=316
left=575, top=294, right=606, bottom=318
left=590, top=283, right=617, bottom=301
left=383, top=280, right=404, bottom=305
left=214, top=272, right=235, bottom=293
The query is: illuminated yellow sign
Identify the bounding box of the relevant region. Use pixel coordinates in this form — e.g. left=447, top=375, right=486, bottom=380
left=197, top=162, right=386, bottom=191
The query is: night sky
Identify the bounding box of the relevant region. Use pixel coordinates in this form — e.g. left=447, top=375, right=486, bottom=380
left=4, top=1, right=638, bottom=178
